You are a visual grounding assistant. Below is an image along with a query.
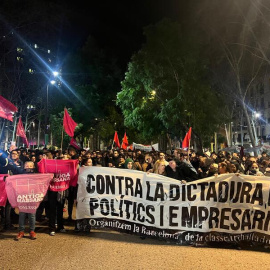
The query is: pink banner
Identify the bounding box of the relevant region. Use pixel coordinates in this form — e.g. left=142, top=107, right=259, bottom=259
left=0, top=174, right=8, bottom=207
left=5, top=174, right=53, bottom=213
left=38, top=159, right=79, bottom=191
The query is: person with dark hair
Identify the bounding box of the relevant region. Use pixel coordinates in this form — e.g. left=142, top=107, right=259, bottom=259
left=117, top=154, right=126, bottom=168
left=19, top=149, right=30, bottom=164
left=91, top=151, right=97, bottom=166
left=95, top=151, right=103, bottom=167
left=10, top=150, right=24, bottom=170
left=15, top=161, right=37, bottom=240
left=68, top=146, right=79, bottom=160
left=81, top=157, right=93, bottom=167
left=216, top=151, right=226, bottom=163
left=165, top=159, right=181, bottom=180
left=142, top=154, right=154, bottom=172
left=190, top=152, right=200, bottom=171
left=246, top=162, right=264, bottom=176
left=112, top=150, right=120, bottom=167
left=218, top=162, right=231, bottom=174
left=67, top=146, right=79, bottom=222
left=259, top=151, right=269, bottom=163
left=197, top=157, right=213, bottom=178
left=0, top=149, right=25, bottom=231
left=133, top=154, right=143, bottom=171
left=80, top=149, right=86, bottom=157
left=102, top=151, right=109, bottom=167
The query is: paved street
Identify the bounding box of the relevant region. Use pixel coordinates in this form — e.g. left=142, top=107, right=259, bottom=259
left=1, top=219, right=270, bottom=270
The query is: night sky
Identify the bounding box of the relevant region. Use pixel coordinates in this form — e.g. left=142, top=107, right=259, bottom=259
left=62, top=0, right=186, bottom=68
left=1, top=0, right=191, bottom=70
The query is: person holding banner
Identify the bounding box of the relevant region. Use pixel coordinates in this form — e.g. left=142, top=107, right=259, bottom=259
left=15, top=162, right=37, bottom=240
left=0, top=149, right=24, bottom=231
left=155, top=152, right=169, bottom=166
left=153, top=160, right=166, bottom=175
left=165, top=159, right=182, bottom=180
left=67, top=146, right=79, bottom=222
left=124, top=158, right=135, bottom=169
left=142, top=154, right=155, bottom=172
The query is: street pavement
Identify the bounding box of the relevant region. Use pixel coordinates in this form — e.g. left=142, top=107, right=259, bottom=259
left=1, top=218, right=270, bottom=270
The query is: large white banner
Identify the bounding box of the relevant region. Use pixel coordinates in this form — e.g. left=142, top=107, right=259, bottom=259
left=132, top=142, right=158, bottom=152
left=77, top=167, right=270, bottom=246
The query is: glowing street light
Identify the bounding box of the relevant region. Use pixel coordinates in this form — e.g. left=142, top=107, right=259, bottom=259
left=52, top=71, right=59, bottom=77
left=255, top=112, right=261, bottom=118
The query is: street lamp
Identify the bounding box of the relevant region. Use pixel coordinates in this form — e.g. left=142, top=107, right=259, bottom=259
left=255, top=112, right=261, bottom=118
left=255, top=112, right=263, bottom=144
left=252, top=111, right=261, bottom=146
left=52, top=71, right=59, bottom=77
left=45, top=71, right=59, bottom=146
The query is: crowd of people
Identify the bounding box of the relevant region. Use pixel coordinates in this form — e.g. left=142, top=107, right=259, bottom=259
left=0, top=144, right=269, bottom=241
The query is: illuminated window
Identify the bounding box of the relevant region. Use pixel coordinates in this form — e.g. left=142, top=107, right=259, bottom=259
left=17, top=47, right=23, bottom=53
left=48, top=50, right=50, bottom=54
left=34, top=44, right=38, bottom=49
left=29, top=68, right=34, bottom=74
left=16, top=56, right=23, bottom=62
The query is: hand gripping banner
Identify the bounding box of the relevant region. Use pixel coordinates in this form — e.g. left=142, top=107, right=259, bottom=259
left=5, top=174, right=54, bottom=213
left=0, top=174, right=8, bottom=207
left=38, top=159, right=79, bottom=191
left=76, top=167, right=270, bottom=247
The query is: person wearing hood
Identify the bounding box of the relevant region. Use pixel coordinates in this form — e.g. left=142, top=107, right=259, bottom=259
left=124, top=158, right=135, bottom=169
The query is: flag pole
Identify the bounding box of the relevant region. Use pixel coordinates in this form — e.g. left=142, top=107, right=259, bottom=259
left=187, top=127, right=192, bottom=162
left=187, top=137, right=191, bottom=161
left=60, top=125, right=64, bottom=150
left=61, top=107, right=65, bottom=150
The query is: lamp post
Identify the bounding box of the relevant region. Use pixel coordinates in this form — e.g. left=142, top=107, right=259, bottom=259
left=252, top=111, right=261, bottom=146
left=45, top=71, right=58, bottom=146
left=255, top=112, right=263, bottom=145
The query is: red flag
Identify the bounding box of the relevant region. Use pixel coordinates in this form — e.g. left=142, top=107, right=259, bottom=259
left=63, top=108, right=77, bottom=137
left=16, top=117, right=29, bottom=148
left=121, top=132, right=129, bottom=150
left=0, top=95, right=18, bottom=122
left=182, top=127, right=192, bottom=149
left=113, top=131, right=120, bottom=148
left=70, top=137, right=81, bottom=150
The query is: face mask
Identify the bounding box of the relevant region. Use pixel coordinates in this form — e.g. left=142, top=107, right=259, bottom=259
left=24, top=168, right=34, bottom=173
left=250, top=169, right=258, bottom=175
